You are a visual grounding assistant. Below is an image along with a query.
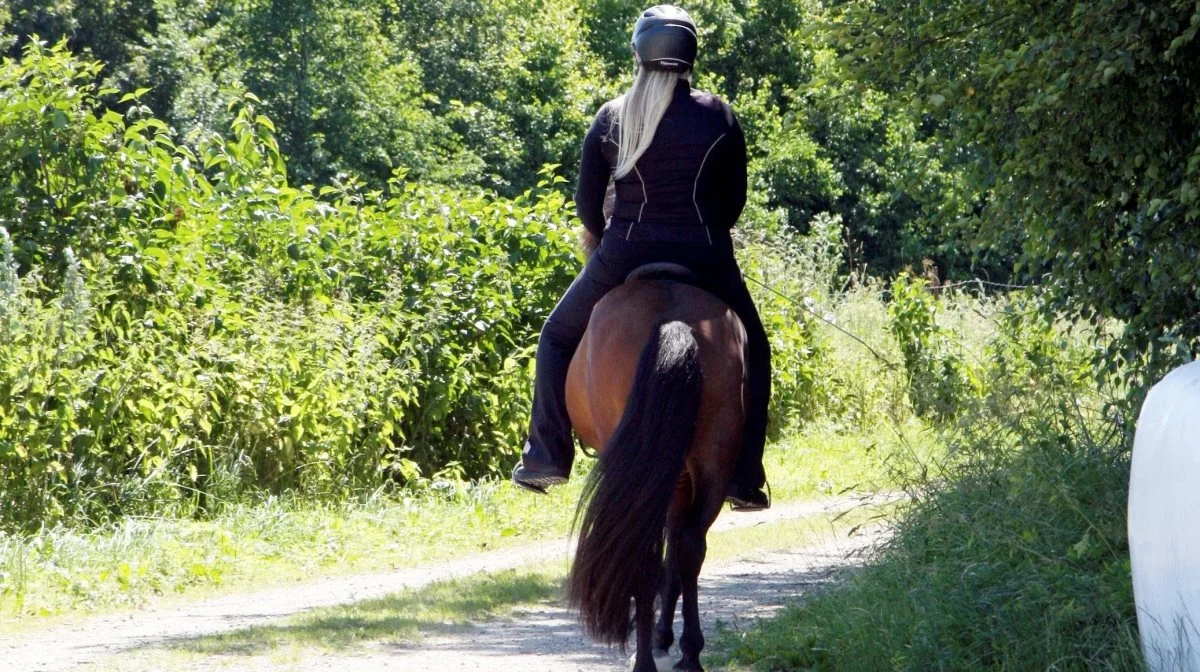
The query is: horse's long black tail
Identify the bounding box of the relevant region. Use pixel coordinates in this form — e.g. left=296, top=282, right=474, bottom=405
left=568, top=320, right=702, bottom=648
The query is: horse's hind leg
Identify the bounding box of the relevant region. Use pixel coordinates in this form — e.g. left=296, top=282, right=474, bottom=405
left=655, top=536, right=681, bottom=657
left=632, top=592, right=659, bottom=672
left=675, top=486, right=726, bottom=672
left=655, top=483, right=691, bottom=657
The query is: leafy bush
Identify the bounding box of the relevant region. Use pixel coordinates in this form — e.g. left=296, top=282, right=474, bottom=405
left=887, top=272, right=977, bottom=421
left=710, top=300, right=1141, bottom=671
left=0, top=44, right=581, bottom=531
left=0, top=40, right=126, bottom=271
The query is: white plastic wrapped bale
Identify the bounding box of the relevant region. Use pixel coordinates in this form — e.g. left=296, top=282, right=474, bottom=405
left=1129, top=361, right=1200, bottom=671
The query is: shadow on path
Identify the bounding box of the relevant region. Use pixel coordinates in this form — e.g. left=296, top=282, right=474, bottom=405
left=155, top=571, right=562, bottom=657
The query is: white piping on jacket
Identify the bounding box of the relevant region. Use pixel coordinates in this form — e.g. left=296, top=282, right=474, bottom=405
left=694, top=133, right=726, bottom=245
left=628, top=165, right=648, bottom=240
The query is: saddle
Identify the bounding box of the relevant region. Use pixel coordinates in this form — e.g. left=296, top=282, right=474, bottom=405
left=624, top=262, right=700, bottom=286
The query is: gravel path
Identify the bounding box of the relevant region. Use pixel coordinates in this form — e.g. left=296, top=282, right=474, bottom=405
left=1, top=495, right=891, bottom=672
left=323, top=520, right=887, bottom=672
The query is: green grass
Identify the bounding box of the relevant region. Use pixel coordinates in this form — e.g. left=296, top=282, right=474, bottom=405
left=765, top=418, right=934, bottom=502
left=187, top=569, right=560, bottom=653
left=0, top=472, right=584, bottom=628
left=706, top=501, right=891, bottom=563
left=705, top=386, right=1145, bottom=671
left=0, top=416, right=927, bottom=630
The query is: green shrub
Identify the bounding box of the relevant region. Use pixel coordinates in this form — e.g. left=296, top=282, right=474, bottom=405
left=0, top=44, right=582, bottom=531
left=0, top=40, right=127, bottom=271
left=709, top=293, right=1141, bottom=671
left=887, top=272, right=978, bottom=421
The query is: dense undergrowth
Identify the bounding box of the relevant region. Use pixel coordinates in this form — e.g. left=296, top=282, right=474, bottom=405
left=709, top=291, right=1144, bottom=670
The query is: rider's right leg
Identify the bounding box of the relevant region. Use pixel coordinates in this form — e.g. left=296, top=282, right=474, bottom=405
left=704, top=265, right=772, bottom=510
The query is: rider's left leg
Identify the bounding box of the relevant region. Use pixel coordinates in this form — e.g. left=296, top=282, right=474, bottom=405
left=515, top=244, right=626, bottom=492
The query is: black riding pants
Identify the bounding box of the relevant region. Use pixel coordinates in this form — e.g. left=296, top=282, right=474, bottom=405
left=523, top=223, right=770, bottom=490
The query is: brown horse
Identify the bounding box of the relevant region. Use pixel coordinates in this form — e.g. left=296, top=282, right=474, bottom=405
left=565, top=266, right=746, bottom=672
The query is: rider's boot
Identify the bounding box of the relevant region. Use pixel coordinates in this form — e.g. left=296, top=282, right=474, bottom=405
left=727, top=477, right=769, bottom=511
left=727, top=434, right=769, bottom=511
left=726, top=313, right=771, bottom=512
left=512, top=441, right=570, bottom=495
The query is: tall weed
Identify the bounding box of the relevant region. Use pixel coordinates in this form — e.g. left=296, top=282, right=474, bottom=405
left=887, top=272, right=978, bottom=421
left=738, top=211, right=842, bottom=433
left=711, top=291, right=1142, bottom=670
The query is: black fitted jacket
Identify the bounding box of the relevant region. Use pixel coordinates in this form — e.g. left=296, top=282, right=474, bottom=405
left=574, top=79, right=748, bottom=246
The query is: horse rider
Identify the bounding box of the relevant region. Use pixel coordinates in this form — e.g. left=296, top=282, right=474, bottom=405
left=512, top=4, right=771, bottom=511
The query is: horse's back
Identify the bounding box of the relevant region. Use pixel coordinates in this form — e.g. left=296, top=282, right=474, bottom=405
left=565, top=279, right=746, bottom=463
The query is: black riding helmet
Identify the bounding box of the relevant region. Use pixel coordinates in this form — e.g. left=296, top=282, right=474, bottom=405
left=632, top=5, right=697, bottom=72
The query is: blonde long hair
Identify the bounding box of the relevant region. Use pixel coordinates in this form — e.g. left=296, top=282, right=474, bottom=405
left=609, top=67, right=690, bottom=179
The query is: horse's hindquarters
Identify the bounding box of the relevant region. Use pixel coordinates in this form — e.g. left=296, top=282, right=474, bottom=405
left=564, top=278, right=748, bottom=671
left=566, top=280, right=746, bottom=464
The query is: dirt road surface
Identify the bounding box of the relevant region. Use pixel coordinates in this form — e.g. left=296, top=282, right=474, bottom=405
left=2, top=495, right=890, bottom=672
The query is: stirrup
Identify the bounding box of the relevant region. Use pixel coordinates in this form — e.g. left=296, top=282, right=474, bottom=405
left=512, top=473, right=568, bottom=495
left=512, top=461, right=569, bottom=495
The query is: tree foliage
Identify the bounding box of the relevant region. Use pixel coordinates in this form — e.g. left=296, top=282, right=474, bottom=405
left=381, top=0, right=610, bottom=193
left=223, top=0, right=480, bottom=186
left=0, top=0, right=993, bottom=279
left=833, top=0, right=1200, bottom=379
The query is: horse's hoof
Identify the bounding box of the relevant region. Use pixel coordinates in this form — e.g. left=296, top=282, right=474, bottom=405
left=653, top=648, right=674, bottom=672
left=626, top=653, right=662, bottom=672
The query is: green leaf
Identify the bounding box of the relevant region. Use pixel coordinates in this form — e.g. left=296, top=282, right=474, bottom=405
left=142, top=247, right=169, bottom=266
left=118, top=88, right=152, bottom=104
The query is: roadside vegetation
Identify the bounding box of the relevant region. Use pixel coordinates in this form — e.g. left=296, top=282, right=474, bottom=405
left=709, top=292, right=1141, bottom=670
